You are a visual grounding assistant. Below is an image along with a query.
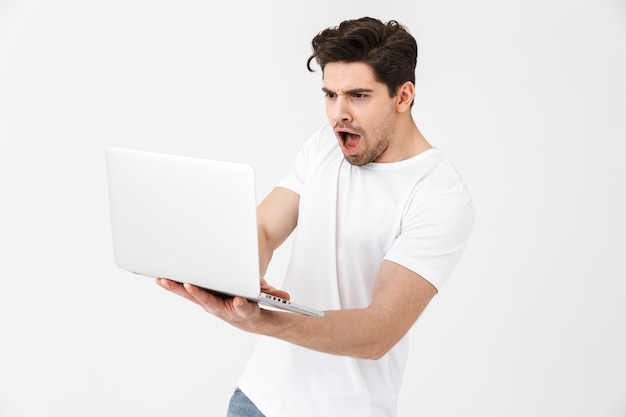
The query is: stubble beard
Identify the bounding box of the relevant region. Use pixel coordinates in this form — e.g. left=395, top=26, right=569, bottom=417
left=344, top=135, right=389, bottom=166
left=343, top=119, right=395, bottom=167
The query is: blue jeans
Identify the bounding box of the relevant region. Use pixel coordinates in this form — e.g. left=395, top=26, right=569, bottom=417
left=226, top=388, right=266, bottom=417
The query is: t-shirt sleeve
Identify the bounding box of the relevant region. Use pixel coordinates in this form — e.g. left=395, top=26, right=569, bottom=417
left=384, top=176, right=476, bottom=291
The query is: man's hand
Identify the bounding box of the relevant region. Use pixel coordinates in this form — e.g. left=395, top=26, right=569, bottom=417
left=155, top=277, right=290, bottom=325
left=156, top=260, right=436, bottom=359
left=259, top=277, right=290, bottom=301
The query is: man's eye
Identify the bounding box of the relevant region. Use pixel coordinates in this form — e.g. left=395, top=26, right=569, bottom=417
left=325, top=92, right=336, bottom=99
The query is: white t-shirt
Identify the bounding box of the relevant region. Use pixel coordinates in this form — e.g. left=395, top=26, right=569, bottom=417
left=238, top=124, right=475, bottom=417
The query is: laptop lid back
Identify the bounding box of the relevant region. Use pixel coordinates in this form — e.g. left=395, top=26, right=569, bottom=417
left=105, top=146, right=261, bottom=299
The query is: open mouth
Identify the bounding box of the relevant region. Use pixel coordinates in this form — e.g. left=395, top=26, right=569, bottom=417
left=336, top=129, right=362, bottom=155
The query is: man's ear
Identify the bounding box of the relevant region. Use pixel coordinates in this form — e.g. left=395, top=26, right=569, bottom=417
left=395, top=81, right=415, bottom=112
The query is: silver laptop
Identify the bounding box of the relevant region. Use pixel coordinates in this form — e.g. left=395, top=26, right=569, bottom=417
left=105, top=146, right=323, bottom=317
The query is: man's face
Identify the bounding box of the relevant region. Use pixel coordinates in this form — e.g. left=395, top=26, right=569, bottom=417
left=322, top=62, right=397, bottom=166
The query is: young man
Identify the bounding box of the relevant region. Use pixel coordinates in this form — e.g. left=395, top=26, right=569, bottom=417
left=157, top=17, right=475, bottom=417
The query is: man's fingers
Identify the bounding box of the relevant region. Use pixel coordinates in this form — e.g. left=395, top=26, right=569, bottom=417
left=183, top=283, right=225, bottom=311
left=157, top=279, right=261, bottom=323
left=232, top=296, right=261, bottom=320
left=156, top=278, right=199, bottom=305
left=260, top=279, right=291, bottom=301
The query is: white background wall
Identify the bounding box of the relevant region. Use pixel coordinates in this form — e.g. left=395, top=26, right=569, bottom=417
left=1, top=0, right=625, bottom=416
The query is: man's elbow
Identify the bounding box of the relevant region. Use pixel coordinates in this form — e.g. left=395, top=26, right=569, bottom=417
left=355, top=340, right=396, bottom=361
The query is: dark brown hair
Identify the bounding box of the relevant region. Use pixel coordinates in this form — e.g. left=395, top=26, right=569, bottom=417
left=307, top=17, right=418, bottom=99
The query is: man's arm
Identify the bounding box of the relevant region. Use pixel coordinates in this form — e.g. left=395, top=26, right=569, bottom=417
left=159, top=268, right=436, bottom=360
left=255, top=259, right=436, bottom=359
left=157, top=186, right=437, bottom=360
left=162, top=259, right=436, bottom=360
left=256, top=186, right=299, bottom=280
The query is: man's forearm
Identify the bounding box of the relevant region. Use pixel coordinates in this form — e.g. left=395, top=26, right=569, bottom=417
left=244, top=307, right=395, bottom=360
left=241, top=260, right=437, bottom=360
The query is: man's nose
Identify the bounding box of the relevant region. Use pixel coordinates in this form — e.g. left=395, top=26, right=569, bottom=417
left=332, top=97, right=352, bottom=123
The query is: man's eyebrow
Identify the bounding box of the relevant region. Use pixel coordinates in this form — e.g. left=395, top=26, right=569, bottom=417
left=321, top=87, right=374, bottom=95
